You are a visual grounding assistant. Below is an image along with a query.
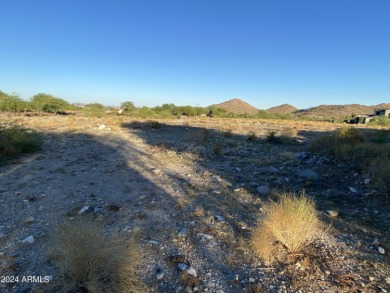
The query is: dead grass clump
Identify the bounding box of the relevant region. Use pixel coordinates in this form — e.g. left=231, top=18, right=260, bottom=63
left=48, top=216, right=145, bottom=293
left=251, top=192, right=324, bottom=265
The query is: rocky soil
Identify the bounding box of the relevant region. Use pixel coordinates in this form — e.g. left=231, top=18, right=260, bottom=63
left=0, top=116, right=389, bottom=292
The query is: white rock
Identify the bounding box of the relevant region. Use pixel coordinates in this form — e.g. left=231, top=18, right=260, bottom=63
left=78, top=205, right=90, bottom=214
left=327, top=210, right=338, bottom=217
left=378, top=247, right=385, bottom=254
left=22, top=235, right=34, bottom=244
left=157, top=273, right=164, bottom=280
left=187, top=266, right=197, bottom=277
left=249, top=278, right=255, bottom=283
left=198, top=233, right=213, bottom=240
left=349, top=187, right=358, bottom=193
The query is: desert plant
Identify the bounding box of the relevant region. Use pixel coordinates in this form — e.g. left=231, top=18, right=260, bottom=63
left=47, top=216, right=145, bottom=293
left=265, top=130, right=279, bottom=143
left=0, top=124, right=41, bottom=164
left=251, top=192, right=324, bottom=265
left=247, top=131, right=256, bottom=141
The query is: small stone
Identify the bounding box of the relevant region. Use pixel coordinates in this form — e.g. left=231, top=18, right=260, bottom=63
left=378, top=247, right=385, bottom=254
left=24, top=217, right=35, bottom=224
left=325, top=270, right=331, bottom=275
left=227, top=274, right=239, bottom=282
left=178, top=263, right=189, bottom=271
left=214, top=215, right=225, bottom=222
left=78, top=205, right=90, bottom=214
left=327, top=210, right=338, bottom=217
left=249, top=278, right=255, bottom=283
left=21, top=235, right=34, bottom=244
left=157, top=273, right=164, bottom=280
left=151, top=168, right=161, bottom=175
left=147, top=240, right=159, bottom=245
left=187, top=266, right=197, bottom=277
left=198, top=233, right=213, bottom=240
left=349, top=187, right=358, bottom=193
left=385, top=277, right=390, bottom=284
left=298, top=169, right=319, bottom=181
left=256, top=186, right=269, bottom=195
left=234, top=188, right=241, bottom=192
left=369, top=276, right=375, bottom=282
left=177, top=228, right=188, bottom=238
left=373, top=238, right=379, bottom=245
left=186, top=286, right=192, bottom=293
left=364, top=178, right=371, bottom=185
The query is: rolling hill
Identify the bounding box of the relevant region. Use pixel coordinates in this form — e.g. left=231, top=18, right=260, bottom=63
left=210, top=98, right=259, bottom=115
left=266, top=104, right=298, bottom=115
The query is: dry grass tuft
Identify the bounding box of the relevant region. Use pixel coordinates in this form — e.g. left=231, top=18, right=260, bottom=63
left=251, top=191, right=325, bottom=265
left=47, top=216, right=146, bottom=293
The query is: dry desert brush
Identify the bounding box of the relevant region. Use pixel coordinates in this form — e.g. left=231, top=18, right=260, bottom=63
left=251, top=192, right=325, bottom=265
left=47, top=216, right=146, bottom=293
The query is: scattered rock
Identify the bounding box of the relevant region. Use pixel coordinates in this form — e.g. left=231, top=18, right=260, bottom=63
left=24, top=217, right=35, bottom=224
left=151, top=168, right=161, bottom=175
left=157, top=272, right=164, bottom=280
left=178, top=263, right=189, bottom=271
left=21, top=235, right=34, bottom=244
left=256, top=185, right=270, bottom=195
left=364, top=178, right=371, bottom=185
left=78, top=205, right=90, bottom=214
left=187, top=266, right=197, bottom=277
left=349, top=187, right=358, bottom=194
left=178, top=227, right=188, bottom=238
left=298, top=169, right=319, bottom=181
left=214, top=215, right=225, bottom=222
left=378, top=247, right=385, bottom=254
left=327, top=210, right=339, bottom=217
left=198, top=233, right=213, bottom=240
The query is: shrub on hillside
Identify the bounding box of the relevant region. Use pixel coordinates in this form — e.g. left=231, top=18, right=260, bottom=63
left=0, top=124, right=41, bottom=164
left=251, top=192, right=325, bottom=265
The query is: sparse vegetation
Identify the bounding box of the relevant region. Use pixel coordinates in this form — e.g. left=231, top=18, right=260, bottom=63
left=247, top=131, right=256, bottom=141
left=251, top=192, right=324, bottom=265
left=48, top=216, right=145, bottom=293
left=0, top=123, right=41, bottom=164
left=309, top=127, right=390, bottom=189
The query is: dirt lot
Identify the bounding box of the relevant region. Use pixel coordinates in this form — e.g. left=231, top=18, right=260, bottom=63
left=1, top=115, right=389, bottom=292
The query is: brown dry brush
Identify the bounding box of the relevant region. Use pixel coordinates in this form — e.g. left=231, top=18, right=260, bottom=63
left=43, top=216, right=146, bottom=293
left=250, top=191, right=326, bottom=265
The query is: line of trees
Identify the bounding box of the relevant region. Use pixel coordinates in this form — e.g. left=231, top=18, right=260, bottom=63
left=0, top=90, right=293, bottom=120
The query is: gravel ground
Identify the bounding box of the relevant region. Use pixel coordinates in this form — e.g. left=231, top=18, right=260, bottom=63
left=0, top=116, right=389, bottom=292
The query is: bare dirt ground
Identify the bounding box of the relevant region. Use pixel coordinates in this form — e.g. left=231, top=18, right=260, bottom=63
left=1, top=115, right=389, bottom=292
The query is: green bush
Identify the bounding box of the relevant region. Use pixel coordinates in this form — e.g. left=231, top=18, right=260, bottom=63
left=0, top=124, right=41, bottom=164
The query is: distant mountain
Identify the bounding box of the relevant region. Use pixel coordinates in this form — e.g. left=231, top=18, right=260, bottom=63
left=266, top=104, right=298, bottom=115
left=296, top=103, right=390, bottom=119
left=210, top=98, right=259, bottom=114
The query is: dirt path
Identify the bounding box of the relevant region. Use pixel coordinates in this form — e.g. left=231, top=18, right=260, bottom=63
left=1, top=117, right=389, bottom=292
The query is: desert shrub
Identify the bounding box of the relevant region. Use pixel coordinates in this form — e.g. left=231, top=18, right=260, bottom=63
left=265, top=131, right=279, bottom=143
left=251, top=192, right=324, bottom=265
left=149, top=120, right=161, bottom=129
left=309, top=127, right=390, bottom=189
left=47, top=216, right=145, bottom=293
left=0, top=124, right=41, bottom=164
left=223, top=129, right=233, bottom=138
left=247, top=131, right=256, bottom=141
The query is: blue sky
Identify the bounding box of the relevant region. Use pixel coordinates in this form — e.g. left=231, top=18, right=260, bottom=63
left=1, top=0, right=389, bottom=109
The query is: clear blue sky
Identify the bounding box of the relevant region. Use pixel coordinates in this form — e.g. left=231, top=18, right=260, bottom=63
left=1, top=0, right=389, bottom=109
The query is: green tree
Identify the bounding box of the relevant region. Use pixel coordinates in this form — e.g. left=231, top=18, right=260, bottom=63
left=30, top=93, right=69, bottom=114
left=120, top=101, right=135, bottom=112
left=0, top=93, right=26, bottom=112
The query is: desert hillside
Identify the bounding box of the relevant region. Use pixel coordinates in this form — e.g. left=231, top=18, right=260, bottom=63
left=266, top=103, right=298, bottom=115
left=210, top=98, right=259, bottom=115
left=296, top=103, right=390, bottom=119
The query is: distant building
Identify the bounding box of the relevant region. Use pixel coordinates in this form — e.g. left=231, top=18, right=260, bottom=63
left=349, top=109, right=390, bottom=124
